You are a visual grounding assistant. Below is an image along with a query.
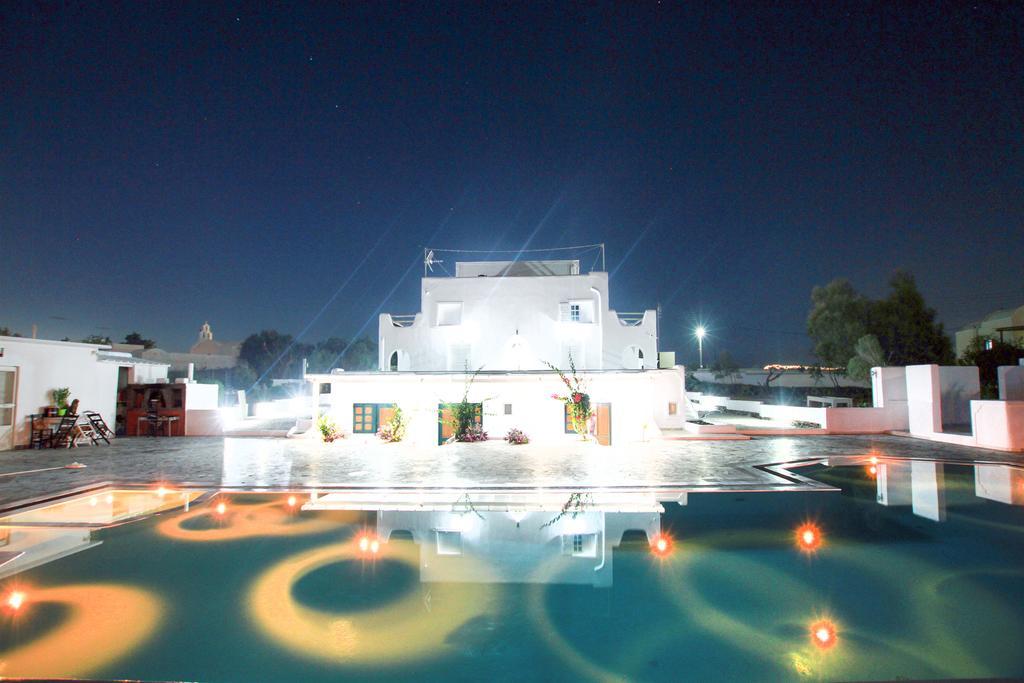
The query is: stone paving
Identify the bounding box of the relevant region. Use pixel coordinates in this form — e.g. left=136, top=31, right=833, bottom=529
left=0, top=434, right=1020, bottom=508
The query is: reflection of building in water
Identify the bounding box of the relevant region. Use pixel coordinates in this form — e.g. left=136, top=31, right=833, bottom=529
left=874, top=460, right=948, bottom=521
left=974, top=464, right=1024, bottom=505
left=305, top=491, right=666, bottom=588
left=0, top=527, right=96, bottom=579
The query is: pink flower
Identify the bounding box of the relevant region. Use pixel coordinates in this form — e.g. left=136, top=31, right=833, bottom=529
left=550, top=393, right=560, bottom=399
left=572, top=392, right=583, bottom=403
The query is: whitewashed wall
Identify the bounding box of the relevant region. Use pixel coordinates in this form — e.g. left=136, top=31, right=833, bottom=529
left=1, top=337, right=118, bottom=449
left=378, top=270, right=657, bottom=372
left=309, top=367, right=687, bottom=446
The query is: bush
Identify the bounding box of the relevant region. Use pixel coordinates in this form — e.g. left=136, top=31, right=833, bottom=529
left=505, top=428, right=529, bottom=445
left=317, top=414, right=342, bottom=442
left=457, top=425, right=488, bottom=442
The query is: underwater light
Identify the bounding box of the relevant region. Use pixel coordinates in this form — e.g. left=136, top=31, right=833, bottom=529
left=156, top=487, right=167, bottom=497
left=357, top=533, right=381, bottom=555
left=215, top=502, right=227, bottom=516
left=809, top=619, right=838, bottom=650
left=650, top=534, right=673, bottom=557
left=105, top=494, right=114, bottom=504
left=6, top=591, right=25, bottom=611
left=867, top=464, right=878, bottom=477
left=287, top=495, right=297, bottom=507
left=795, top=523, right=823, bottom=552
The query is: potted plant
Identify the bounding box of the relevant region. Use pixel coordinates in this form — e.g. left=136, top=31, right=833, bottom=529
left=51, top=387, right=71, bottom=416
left=505, top=427, right=529, bottom=445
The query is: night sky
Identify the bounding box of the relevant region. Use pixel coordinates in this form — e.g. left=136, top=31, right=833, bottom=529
left=2, top=2, right=1022, bottom=366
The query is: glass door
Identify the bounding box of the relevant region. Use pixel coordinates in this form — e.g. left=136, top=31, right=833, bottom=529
left=0, top=368, right=16, bottom=451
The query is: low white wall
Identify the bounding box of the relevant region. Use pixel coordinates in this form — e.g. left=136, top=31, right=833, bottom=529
left=906, top=365, right=942, bottom=435
left=998, top=366, right=1024, bottom=401
left=971, top=400, right=1024, bottom=451
left=938, top=366, right=980, bottom=428
left=692, top=368, right=868, bottom=388
left=759, top=404, right=827, bottom=425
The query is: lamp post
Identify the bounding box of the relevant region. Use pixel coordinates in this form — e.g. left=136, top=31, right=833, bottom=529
left=695, top=325, right=706, bottom=368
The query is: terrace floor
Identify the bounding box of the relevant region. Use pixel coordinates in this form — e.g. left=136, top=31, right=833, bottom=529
left=2, top=433, right=1021, bottom=508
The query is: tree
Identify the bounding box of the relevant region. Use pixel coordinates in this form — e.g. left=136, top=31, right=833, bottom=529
left=846, top=334, right=886, bottom=381
left=81, top=335, right=112, bottom=345
left=305, top=337, right=378, bottom=373
left=0, top=326, right=22, bottom=337
left=961, top=338, right=1024, bottom=398
left=807, top=272, right=953, bottom=373
left=710, top=350, right=740, bottom=380
left=869, top=271, right=954, bottom=366
left=124, top=331, right=156, bottom=349
left=238, top=330, right=312, bottom=381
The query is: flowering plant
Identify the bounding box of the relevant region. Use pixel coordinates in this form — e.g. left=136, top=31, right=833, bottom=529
left=316, top=414, right=343, bottom=442
left=505, top=427, right=529, bottom=445
left=544, top=354, right=592, bottom=439
left=458, top=425, right=488, bottom=442
left=377, top=407, right=406, bottom=443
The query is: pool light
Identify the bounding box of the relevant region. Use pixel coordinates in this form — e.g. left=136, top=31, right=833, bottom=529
left=809, top=619, right=838, bottom=650
left=795, top=523, right=823, bottom=553
left=6, top=590, right=26, bottom=611
left=105, top=494, right=114, bottom=504
left=215, top=501, right=227, bottom=516
left=287, top=495, right=297, bottom=508
left=650, top=533, right=673, bottom=557
left=356, top=533, right=381, bottom=556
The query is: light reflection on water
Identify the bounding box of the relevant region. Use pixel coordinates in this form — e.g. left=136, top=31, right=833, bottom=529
left=0, top=461, right=1021, bottom=681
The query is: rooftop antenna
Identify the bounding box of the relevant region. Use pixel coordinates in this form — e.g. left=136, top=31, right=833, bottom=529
left=424, top=248, right=442, bottom=276
left=601, top=243, right=606, bottom=271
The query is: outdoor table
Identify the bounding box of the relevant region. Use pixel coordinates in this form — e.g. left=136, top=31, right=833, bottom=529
left=137, top=414, right=180, bottom=437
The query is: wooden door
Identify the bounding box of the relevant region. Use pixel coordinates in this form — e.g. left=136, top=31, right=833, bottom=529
left=378, top=405, right=396, bottom=427
left=0, top=368, right=15, bottom=451
left=595, top=402, right=612, bottom=446
left=438, top=405, right=455, bottom=444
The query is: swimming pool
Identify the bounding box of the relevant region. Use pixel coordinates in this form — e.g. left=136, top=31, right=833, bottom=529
left=1, top=458, right=1022, bottom=681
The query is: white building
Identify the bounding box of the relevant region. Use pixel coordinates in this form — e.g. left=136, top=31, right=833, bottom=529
left=0, top=336, right=170, bottom=450
left=307, top=254, right=687, bottom=446
left=378, top=259, right=658, bottom=371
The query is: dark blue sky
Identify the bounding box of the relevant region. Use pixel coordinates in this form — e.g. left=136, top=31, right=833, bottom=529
left=2, top=2, right=1022, bottom=366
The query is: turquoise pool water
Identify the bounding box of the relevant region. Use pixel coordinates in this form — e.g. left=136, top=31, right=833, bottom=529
left=1, top=460, right=1022, bottom=681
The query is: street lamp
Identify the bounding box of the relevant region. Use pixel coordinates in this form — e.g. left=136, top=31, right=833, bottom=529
left=695, top=325, right=706, bottom=368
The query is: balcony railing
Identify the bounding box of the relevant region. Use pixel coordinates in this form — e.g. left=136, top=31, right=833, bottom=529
left=390, top=314, right=417, bottom=328
left=617, top=312, right=647, bottom=326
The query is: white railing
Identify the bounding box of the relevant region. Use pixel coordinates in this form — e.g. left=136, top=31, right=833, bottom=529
left=390, top=314, right=416, bottom=328
left=617, top=312, right=646, bottom=326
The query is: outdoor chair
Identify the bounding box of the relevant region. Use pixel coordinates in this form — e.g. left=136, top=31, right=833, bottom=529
left=82, top=411, right=113, bottom=444
left=48, top=413, right=81, bottom=448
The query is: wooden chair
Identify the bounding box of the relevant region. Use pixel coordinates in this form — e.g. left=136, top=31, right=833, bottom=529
left=48, top=414, right=81, bottom=448
left=82, top=411, right=113, bottom=444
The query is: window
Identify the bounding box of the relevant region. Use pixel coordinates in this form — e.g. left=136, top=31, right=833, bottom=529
left=563, top=533, right=597, bottom=557
left=985, top=339, right=994, bottom=350
left=560, top=300, right=595, bottom=323
left=447, top=344, right=472, bottom=371
left=504, top=403, right=513, bottom=415
left=436, top=302, right=462, bottom=326
left=436, top=530, right=463, bottom=556
left=319, top=383, right=332, bottom=394
left=389, top=351, right=399, bottom=371
left=352, top=403, right=396, bottom=434
left=668, top=402, right=677, bottom=416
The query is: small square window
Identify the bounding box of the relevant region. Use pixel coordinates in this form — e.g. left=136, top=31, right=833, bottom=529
left=572, top=534, right=583, bottom=553
left=436, top=530, right=462, bottom=556
left=668, top=402, right=677, bottom=415
left=437, top=302, right=463, bottom=326
left=319, top=383, right=332, bottom=394
left=570, top=303, right=581, bottom=322
left=504, top=403, right=513, bottom=415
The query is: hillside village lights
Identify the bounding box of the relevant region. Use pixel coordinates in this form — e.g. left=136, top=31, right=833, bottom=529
left=694, top=326, right=706, bottom=368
